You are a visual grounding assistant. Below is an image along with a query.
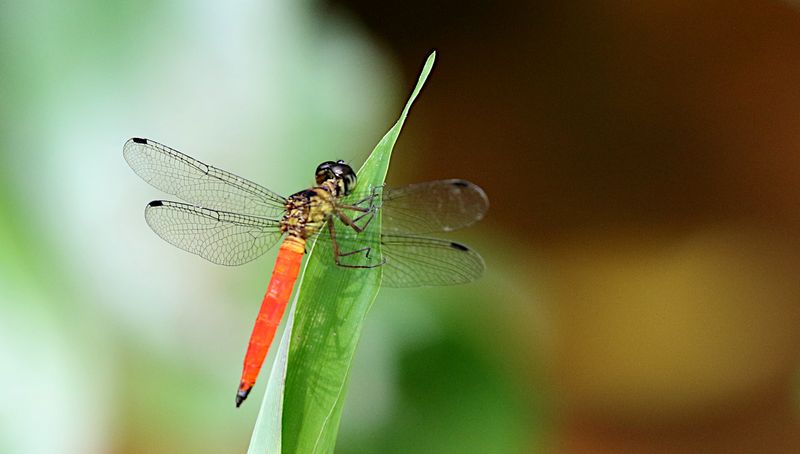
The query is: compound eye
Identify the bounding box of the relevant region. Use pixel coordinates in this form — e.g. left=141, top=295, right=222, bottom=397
left=346, top=174, right=357, bottom=194
left=315, top=161, right=335, bottom=174
left=339, top=169, right=357, bottom=195
left=315, top=161, right=336, bottom=184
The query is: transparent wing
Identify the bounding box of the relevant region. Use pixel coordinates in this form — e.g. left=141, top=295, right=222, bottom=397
left=379, top=179, right=489, bottom=234
left=144, top=200, right=283, bottom=265
left=380, top=234, right=485, bottom=287
left=124, top=138, right=287, bottom=218
left=315, top=221, right=484, bottom=287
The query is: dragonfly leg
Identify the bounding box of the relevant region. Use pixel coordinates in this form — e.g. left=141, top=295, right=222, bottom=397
left=337, top=204, right=371, bottom=213
left=348, top=185, right=383, bottom=208
left=351, top=204, right=379, bottom=224
left=328, top=221, right=386, bottom=268
left=338, top=188, right=380, bottom=218
left=338, top=184, right=380, bottom=229
left=337, top=208, right=376, bottom=233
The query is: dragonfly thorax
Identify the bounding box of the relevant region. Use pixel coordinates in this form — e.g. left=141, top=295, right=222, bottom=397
left=281, top=187, right=337, bottom=239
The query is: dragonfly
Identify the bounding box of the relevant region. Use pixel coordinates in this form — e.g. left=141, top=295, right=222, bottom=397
left=123, top=137, right=488, bottom=407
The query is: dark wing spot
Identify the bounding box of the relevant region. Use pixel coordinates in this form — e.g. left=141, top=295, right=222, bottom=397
left=451, top=180, right=469, bottom=188
left=450, top=242, right=469, bottom=251
left=132, top=137, right=148, bottom=144
left=148, top=200, right=164, bottom=207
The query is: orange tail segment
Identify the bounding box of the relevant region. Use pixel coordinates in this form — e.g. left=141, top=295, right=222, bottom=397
left=236, top=237, right=305, bottom=407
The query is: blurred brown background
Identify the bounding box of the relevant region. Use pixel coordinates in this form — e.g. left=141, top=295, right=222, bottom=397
left=332, top=0, right=800, bottom=452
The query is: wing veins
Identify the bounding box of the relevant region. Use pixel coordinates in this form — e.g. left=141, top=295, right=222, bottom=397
left=144, top=200, right=283, bottom=266
left=124, top=138, right=287, bottom=217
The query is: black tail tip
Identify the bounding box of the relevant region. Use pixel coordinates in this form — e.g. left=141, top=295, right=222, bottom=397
left=236, top=388, right=251, bottom=408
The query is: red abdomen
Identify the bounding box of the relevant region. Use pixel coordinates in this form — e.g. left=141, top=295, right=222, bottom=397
left=236, top=237, right=305, bottom=407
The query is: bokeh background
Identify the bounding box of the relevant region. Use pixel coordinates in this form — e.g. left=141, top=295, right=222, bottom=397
left=4, top=0, right=800, bottom=452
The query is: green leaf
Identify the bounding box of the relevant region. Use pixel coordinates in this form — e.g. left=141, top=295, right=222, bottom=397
left=247, top=51, right=436, bottom=453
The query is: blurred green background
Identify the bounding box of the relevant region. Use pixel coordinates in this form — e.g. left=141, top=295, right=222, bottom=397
left=4, top=1, right=800, bottom=453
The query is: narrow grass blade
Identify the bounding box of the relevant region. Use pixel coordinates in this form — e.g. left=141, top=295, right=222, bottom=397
left=278, top=52, right=437, bottom=453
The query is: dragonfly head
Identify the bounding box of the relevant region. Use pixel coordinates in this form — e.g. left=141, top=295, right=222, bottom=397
left=315, top=160, right=356, bottom=196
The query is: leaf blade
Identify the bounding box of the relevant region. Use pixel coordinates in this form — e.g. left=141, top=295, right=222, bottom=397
left=281, top=51, right=437, bottom=454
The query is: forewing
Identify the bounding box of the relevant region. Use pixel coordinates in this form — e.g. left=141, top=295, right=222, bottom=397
left=380, top=179, right=488, bottom=234
left=124, top=138, right=287, bottom=217
left=144, top=200, right=283, bottom=265
left=379, top=234, right=485, bottom=287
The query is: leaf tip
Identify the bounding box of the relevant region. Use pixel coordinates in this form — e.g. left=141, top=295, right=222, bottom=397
left=423, top=50, right=436, bottom=73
